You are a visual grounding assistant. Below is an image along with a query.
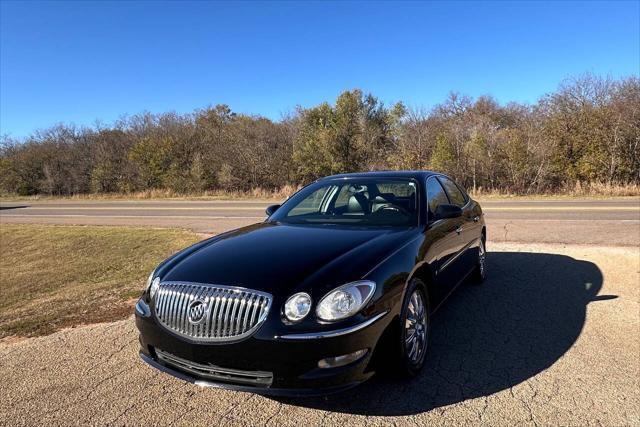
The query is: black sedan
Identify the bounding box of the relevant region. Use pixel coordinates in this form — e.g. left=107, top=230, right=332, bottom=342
left=135, top=171, right=486, bottom=396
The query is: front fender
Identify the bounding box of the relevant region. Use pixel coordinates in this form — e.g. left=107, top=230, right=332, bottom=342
left=363, top=234, right=426, bottom=318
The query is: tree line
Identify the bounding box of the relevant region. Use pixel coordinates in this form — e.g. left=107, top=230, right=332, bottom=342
left=1, top=73, right=638, bottom=196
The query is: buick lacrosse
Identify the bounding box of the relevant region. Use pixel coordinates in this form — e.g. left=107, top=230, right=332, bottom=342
left=135, top=171, right=486, bottom=396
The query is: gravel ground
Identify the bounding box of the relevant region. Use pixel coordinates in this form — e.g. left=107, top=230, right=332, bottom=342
left=1, top=242, right=639, bottom=426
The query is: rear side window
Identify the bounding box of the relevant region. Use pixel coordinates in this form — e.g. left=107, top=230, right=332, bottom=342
left=438, top=177, right=467, bottom=207
left=426, top=178, right=449, bottom=219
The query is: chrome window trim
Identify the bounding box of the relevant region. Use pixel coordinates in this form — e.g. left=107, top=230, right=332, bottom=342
left=275, top=310, right=389, bottom=340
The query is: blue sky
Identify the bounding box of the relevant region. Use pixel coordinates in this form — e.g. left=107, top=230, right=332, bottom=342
left=1, top=1, right=638, bottom=138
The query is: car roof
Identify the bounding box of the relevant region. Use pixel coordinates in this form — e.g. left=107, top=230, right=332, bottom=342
left=318, top=170, right=441, bottom=181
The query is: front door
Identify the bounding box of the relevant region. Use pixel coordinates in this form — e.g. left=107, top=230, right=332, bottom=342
left=424, top=177, right=466, bottom=306
left=438, top=176, right=479, bottom=276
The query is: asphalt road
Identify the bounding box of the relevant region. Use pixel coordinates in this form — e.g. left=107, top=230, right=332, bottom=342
left=1, top=198, right=639, bottom=246
left=1, top=243, right=638, bottom=426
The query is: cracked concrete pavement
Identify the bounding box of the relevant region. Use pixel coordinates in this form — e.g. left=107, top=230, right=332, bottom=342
left=1, top=242, right=638, bottom=426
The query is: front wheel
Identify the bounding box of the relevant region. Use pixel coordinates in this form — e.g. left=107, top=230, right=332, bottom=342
left=396, top=279, right=430, bottom=377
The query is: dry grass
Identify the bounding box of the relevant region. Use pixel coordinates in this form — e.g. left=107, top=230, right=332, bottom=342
left=0, top=185, right=302, bottom=202
left=0, top=224, right=201, bottom=338
left=1, top=182, right=638, bottom=202
left=471, top=182, right=640, bottom=199
left=564, top=181, right=640, bottom=197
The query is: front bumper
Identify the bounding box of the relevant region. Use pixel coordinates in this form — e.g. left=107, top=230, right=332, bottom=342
left=139, top=352, right=362, bottom=397
left=135, top=300, right=390, bottom=396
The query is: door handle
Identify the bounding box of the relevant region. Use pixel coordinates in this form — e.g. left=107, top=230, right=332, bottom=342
left=473, top=216, right=479, bottom=222
left=455, top=226, right=462, bottom=234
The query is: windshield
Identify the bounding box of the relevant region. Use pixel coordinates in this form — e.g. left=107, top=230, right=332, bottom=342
left=270, top=178, right=418, bottom=227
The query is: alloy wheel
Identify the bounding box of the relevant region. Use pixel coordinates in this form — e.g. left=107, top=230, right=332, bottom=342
left=479, top=239, right=486, bottom=278
left=405, top=290, right=428, bottom=364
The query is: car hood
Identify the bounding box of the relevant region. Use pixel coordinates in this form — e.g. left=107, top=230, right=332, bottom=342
left=158, top=222, right=416, bottom=297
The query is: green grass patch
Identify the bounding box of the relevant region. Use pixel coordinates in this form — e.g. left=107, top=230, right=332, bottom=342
left=0, top=224, right=201, bottom=338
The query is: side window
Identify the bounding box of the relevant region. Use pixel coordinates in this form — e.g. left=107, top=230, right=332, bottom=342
left=287, top=186, right=332, bottom=217
left=455, top=182, right=469, bottom=203
left=439, top=177, right=467, bottom=207
left=376, top=182, right=416, bottom=197
left=332, top=185, right=352, bottom=211
left=426, top=178, right=449, bottom=219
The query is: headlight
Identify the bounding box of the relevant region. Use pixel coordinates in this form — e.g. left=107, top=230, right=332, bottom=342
left=316, top=281, right=376, bottom=321
left=146, top=271, right=160, bottom=299
left=283, top=292, right=312, bottom=322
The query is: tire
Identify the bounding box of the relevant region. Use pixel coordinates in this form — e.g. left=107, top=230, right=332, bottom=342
left=395, top=278, right=431, bottom=378
left=471, top=236, right=487, bottom=284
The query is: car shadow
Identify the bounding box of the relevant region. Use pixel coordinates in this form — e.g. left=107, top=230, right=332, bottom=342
left=275, top=251, right=610, bottom=415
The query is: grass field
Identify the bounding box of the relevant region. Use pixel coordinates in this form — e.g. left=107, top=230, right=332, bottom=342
left=0, top=224, right=201, bottom=339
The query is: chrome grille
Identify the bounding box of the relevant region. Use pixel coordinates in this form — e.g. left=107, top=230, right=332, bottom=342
left=153, top=282, right=272, bottom=342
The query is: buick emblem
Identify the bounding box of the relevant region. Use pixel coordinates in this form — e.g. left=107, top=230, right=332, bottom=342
left=187, top=300, right=207, bottom=325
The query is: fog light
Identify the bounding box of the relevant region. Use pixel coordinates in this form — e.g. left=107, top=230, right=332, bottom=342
left=317, top=349, right=368, bottom=369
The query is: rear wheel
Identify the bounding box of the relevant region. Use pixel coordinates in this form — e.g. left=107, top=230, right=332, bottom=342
left=471, top=237, right=487, bottom=284
left=396, top=279, right=430, bottom=377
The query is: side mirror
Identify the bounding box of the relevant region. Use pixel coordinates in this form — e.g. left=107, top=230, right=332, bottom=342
left=265, top=204, right=281, bottom=216
left=435, top=204, right=462, bottom=220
